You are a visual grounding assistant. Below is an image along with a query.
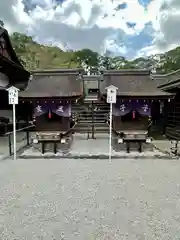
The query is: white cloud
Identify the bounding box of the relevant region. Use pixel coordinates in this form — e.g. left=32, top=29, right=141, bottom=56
left=1, top=0, right=180, bottom=59
left=144, top=0, right=180, bottom=55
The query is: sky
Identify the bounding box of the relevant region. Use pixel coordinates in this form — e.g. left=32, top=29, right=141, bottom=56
left=0, top=0, right=180, bottom=59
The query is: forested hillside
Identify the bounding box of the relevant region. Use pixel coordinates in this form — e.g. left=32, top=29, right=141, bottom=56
left=9, top=31, right=180, bottom=74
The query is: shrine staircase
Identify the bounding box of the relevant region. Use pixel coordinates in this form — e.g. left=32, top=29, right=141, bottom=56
left=71, top=98, right=109, bottom=135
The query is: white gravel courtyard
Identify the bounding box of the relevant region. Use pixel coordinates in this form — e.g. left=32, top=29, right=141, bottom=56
left=0, top=158, right=180, bottom=239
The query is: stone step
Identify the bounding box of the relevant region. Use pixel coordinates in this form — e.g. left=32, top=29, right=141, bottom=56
left=78, top=120, right=106, bottom=124
left=74, top=122, right=109, bottom=127
left=74, top=128, right=109, bottom=133
left=78, top=116, right=107, bottom=119
left=77, top=121, right=107, bottom=127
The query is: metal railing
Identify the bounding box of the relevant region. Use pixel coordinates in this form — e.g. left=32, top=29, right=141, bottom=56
left=4, top=124, right=35, bottom=156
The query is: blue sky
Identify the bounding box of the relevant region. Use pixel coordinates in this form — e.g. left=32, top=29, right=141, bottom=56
left=0, top=0, right=180, bottom=59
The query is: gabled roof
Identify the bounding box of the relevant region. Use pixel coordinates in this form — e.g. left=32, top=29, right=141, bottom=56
left=153, top=69, right=180, bottom=90
left=151, top=74, right=168, bottom=87
left=19, top=68, right=84, bottom=98
left=0, top=26, right=30, bottom=89
left=83, top=75, right=101, bottom=81
left=100, top=69, right=172, bottom=97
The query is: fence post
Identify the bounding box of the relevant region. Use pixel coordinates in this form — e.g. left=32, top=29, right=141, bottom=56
left=8, top=134, right=12, bottom=155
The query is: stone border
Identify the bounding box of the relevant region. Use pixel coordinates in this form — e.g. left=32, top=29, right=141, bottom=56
left=19, top=153, right=174, bottom=160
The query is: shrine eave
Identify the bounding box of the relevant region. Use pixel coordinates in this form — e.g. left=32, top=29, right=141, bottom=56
left=101, top=93, right=174, bottom=100
left=0, top=55, right=30, bottom=89
left=158, top=78, right=180, bottom=91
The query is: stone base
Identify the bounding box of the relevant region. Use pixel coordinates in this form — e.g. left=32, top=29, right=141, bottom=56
left=19, top=134, right=172, bottom=160
left=19, top=146, right=167, bottom=160
left=32, top=134, right=73, bottom=153
left=113, top=142, right=153, bottom=152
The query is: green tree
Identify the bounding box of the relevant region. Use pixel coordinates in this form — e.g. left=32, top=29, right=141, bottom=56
left=73, top=49, right=99, bottom=67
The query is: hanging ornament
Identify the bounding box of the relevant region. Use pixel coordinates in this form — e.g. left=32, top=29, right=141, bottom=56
left=48, top=108, right=52, bottom=119
left=132, top=110, right=136, bottom=119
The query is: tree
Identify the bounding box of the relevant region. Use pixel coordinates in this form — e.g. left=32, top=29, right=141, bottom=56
left=73, top=49, right=99, bottom=67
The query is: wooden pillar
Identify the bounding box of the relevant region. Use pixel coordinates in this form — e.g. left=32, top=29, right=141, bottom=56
left=162, top=99, right=168, bottom=134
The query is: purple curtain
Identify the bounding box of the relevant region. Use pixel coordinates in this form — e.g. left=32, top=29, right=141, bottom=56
left=113, top=103, right=132, bottom=116
left=51, top=104, right=71, bottom=117
left=34, top=104, right=48, bottom=116
left=113, top=101, right=151, bottom=116
left=135, top=103, right=151, bottom=116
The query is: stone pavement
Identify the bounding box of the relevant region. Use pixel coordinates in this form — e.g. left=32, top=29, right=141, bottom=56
left=153, top=140, right=175, bottom=156
left=20, top=133, right=167, bottom=159
left=1, top=157, right=180, bottom=239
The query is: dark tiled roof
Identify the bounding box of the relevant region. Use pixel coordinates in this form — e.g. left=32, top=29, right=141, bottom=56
left=152, top=69, right=180, bottom=90
left=19, top=69, right=83, bottom=98
left=100, top=69, right=172, bottom=97
left=151, top=74, right=168, bottom=87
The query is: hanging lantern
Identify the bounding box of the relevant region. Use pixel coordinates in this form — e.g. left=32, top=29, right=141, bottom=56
left=132, top=110, right=136, bottom=119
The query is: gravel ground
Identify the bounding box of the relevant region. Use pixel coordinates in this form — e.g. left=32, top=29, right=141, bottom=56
left=1, top=158, right=180, bottom=239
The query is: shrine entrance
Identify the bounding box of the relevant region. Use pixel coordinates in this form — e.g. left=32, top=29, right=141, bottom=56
left=112, top=100, right=151, bottom=132
left=120, top=110, right=148, bottom=131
